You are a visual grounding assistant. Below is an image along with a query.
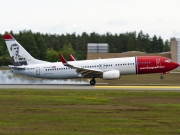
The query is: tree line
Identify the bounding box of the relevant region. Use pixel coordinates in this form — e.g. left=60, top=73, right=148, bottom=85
left=0, top=30, right=170, bottom=66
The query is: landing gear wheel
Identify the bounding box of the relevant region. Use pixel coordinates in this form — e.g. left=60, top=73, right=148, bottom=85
left=90, top=79, right=96, bottom=85
left=160, top=76, right=164, bottom=80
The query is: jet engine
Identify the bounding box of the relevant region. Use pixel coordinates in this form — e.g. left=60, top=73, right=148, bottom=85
left=103, top=70, right=120, bottom=80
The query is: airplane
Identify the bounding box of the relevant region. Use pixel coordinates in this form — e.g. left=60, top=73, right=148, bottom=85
left=3, top=34, right=179, bottom=85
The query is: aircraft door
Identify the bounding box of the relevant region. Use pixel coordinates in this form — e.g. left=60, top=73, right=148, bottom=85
left=36, top=67, right=40, bottom=75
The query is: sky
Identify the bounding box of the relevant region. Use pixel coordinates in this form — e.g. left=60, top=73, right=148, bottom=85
left=0, top=0, right=180, bottom=40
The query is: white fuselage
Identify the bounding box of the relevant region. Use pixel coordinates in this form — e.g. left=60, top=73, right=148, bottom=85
left=12, top=57, right=136, bottom=79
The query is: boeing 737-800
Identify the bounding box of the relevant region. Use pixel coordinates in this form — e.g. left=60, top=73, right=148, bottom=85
left=3, top=34, right=179, bottom=85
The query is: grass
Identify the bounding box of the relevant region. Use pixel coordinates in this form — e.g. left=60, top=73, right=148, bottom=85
left=0, top=89, right=179, bottom=135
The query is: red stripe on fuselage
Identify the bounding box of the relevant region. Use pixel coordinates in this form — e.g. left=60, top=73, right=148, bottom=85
left=136, top=56, right=178, bottom=74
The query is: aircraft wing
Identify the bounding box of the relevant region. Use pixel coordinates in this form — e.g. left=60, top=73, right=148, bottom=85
left=69, top=65, right=103, bottom=77
left=58, top=54, right=103, bottom=77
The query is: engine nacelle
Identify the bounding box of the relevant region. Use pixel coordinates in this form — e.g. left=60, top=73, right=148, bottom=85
left=103, top=70, right=120, bottom=80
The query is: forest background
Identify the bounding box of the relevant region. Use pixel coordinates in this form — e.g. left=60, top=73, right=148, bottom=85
left=0, top=30, right=170, bottom=66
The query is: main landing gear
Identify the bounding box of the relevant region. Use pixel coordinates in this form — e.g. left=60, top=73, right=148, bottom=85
left=90, top=78, right=96, bottom=85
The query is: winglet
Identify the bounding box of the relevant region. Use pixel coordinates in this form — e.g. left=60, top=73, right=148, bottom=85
left=69, top=54, right=76, bottom=61
left=58, top=54, right=70, bottom=66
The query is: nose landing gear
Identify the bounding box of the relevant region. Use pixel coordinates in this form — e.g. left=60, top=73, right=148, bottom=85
left=160, top=73, right=164, bottom=80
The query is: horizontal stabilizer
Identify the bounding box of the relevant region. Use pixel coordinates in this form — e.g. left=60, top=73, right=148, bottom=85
left=8, top=65, right=25, bottom=69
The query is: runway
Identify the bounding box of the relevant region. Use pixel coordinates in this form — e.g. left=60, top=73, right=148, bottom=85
left=1, top=84, right=180, bottom=90
left=95, top=85, right=180, bottom=90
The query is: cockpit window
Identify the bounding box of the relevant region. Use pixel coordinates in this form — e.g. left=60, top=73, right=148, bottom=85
left=165, top=59, right=171, bottom=63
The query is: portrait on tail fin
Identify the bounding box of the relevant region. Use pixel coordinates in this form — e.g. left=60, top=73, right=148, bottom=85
left=10, top=43, right=27, bottom=66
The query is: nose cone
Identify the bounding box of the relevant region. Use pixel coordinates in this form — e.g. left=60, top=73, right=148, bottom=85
left=172, top=61, right=179, bottom=69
